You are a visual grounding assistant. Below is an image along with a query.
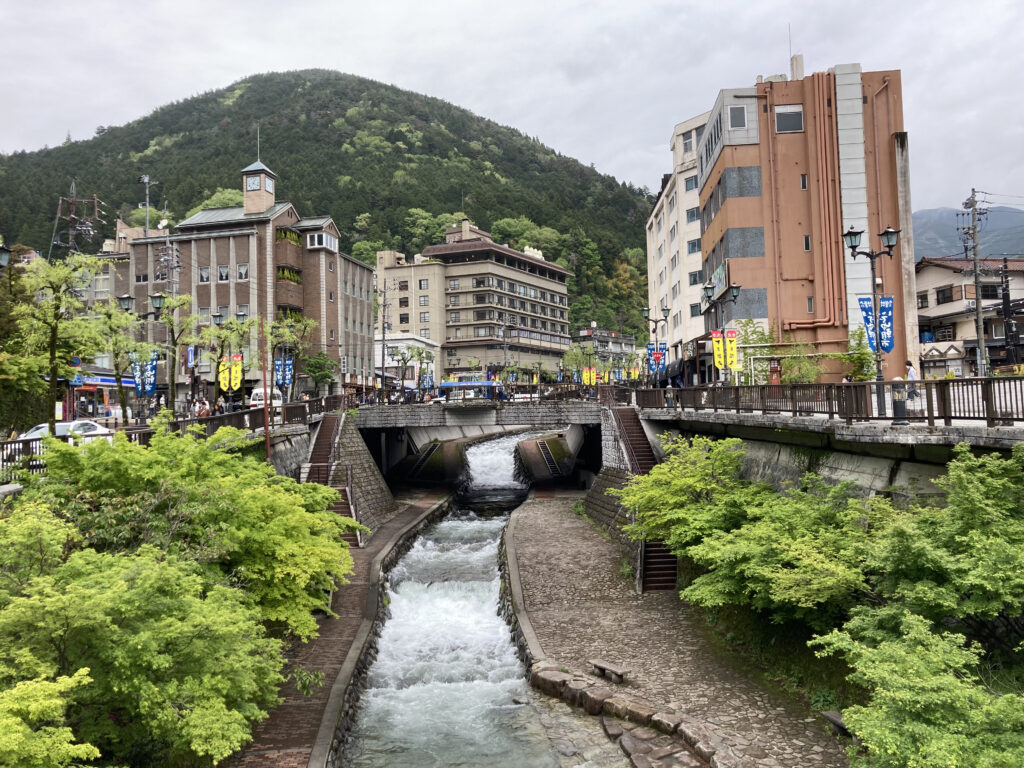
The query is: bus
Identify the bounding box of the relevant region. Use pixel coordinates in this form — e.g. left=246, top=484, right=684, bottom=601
left=436, top=379, right=507, bottom=401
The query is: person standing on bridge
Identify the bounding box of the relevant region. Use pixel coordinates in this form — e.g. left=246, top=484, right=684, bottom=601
left=906, top=360, right=920, bottom=414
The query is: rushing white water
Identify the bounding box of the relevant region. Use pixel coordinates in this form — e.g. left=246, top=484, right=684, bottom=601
left=344, top=433, right=560, bottom=768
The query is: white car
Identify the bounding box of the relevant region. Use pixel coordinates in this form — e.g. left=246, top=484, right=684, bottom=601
left=249, top=388, right=284, bottom=409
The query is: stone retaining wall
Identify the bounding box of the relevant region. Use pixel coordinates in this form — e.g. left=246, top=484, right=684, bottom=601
left=330, top=416, right=395, bottom=533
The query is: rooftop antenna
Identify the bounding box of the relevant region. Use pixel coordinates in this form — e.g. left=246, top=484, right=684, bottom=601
left=788, top=23, right=792, bottom=61
left=257, top=121, right=261, bottom=161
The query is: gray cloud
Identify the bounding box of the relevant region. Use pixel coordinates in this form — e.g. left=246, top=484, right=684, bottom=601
left=1, top=0, right=1021, bottom=211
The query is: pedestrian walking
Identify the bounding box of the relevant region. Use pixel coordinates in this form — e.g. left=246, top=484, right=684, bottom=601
left=906, top=360, right=920, bottom=413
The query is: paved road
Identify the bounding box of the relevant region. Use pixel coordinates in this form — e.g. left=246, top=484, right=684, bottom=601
left=511, top=490, right=849, bottom=768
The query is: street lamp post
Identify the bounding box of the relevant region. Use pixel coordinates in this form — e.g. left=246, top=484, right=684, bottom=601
left=843, top=226, right=900, bottom=417
left=641, top=305, right=670, bottom=387
left=701, top=282, right=741, bottom=384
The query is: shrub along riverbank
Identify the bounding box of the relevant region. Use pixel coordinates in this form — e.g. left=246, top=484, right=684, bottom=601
left=0, top=419, right=362, bottom=767
left=610, top=436, right=1024, bottom=768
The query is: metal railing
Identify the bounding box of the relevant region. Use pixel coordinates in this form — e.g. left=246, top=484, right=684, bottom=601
left=634, top=377, right=1024, bottom=427
left=1, top=393, right=357, bottom=480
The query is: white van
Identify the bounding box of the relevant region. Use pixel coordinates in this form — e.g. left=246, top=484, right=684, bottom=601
left=249, top=388, right=284, bottom=409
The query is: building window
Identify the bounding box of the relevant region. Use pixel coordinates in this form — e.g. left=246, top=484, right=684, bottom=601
left=728, top=104, right=746, bottom=129
left=198, top=266, right=210, bottom=283
left=800, top=173, right=808, bottom=190
left=656, top=215, right=663, bottom=233
left=807, top=297, right=814, bottom=314
left=398, top=280, right=409, bottom=291
left=135, top=273, right=148, bottom=283
left=667, top=193, right=676, bottom=213
left=421, top=328, right=430, bottom=338
left=686, top=207, right=700, bottom=223
left=687, top=239, right=701, bottom=255
left=474, top=326, right=490, bottom=338
left=420, top=312, right=429, bottom=322
left=418, top=278, right=428, bottom=290
left=980, top=284, right=1001, bottom=299
left=399, top=297, right=409, bottom=308
left=670, top=253, right=679, bottom=271
left=936, top=286, right=954, bottom=305
left=329, top=291, right=335, bottom=303
left=934, top=325, right=955, bottom=341
left=198, top=306, right=210, bottom=324
left=449, top=295, right=460, bottom=306
left=917, top=292, right=929, bottom=309
left=684, top=175, right=698, bottom=191
left=688, top=270, right=703, bottom=286
left=218, top=265, right=230, bottom=282
left=399, top=313, right=409, bottom=325
left=328, top=260, right=334, bottom=272
left=671, top=282, right=681, bottom=299
left=236, top=304, right=248, bottom=320
left=237, top=263, right=249, bottom=281
left=690, top=303, right=701, bottom=317
left=449, top=278, right=459, bottom=290
left=682, top=130, right=693, bottom=153
left=669, top=224, right=677, bottom=242
left=775, top=105, right=804, bottom=133
left=418, top=295, right=429, bottom=306
left=329, top=329, right=335, bottom=341
left=450, top=311, right=460, bottom=322
left=803, top=235, right=811, bottom=251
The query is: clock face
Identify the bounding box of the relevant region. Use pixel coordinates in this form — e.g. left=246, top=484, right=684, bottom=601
left=246, top=175, right=261, bottom=191
left=265, top=177, right=275, bottom=194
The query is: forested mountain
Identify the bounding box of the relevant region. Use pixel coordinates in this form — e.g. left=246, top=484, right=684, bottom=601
left=912, top=206, right=1024, bottom=260
left=0, top=69, right=653, bottom=338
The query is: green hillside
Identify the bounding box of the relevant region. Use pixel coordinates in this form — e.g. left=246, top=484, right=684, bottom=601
left=0, top=69, right=653, bottom=339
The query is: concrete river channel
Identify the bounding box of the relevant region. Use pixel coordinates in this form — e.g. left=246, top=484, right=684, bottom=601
left=341, top=432, right=628, bottom=768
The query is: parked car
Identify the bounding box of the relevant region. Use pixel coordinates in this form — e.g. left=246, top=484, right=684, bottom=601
left=19, top=420, right=113, bottom=443
left=249, top=388, right=284, bottom=409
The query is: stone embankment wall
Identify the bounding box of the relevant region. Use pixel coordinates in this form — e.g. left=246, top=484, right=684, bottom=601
left=329, top=416, right=396, bottom=533
left=324, top=499, right=450, bottom=768
left=267, top=426, right=312, bottom=479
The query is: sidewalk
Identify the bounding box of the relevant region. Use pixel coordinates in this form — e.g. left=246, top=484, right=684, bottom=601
left=508, top=490, right=849, bottom=768
left=230, top=488, right=448, bottom=768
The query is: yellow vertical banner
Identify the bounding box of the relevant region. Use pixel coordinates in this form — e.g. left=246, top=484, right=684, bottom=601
left=712, top=331, right=725, bottom=370
left=218, top=356, right=230, bottom=390
left=230, top=353, right=243, bottom=391
left=725, top=329, right=739, bottom=370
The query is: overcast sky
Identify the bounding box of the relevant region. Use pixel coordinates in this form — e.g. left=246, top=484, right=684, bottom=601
left=2, top=0, right=1022, bottom=212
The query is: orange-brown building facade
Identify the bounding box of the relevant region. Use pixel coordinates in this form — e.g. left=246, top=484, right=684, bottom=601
left=697, top=60, right=918, bottom=381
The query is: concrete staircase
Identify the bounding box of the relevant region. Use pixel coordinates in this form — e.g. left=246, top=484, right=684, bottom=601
left=303, top=413, right=362, bottom=547
left=641, top=540, right=678, bottom=592
left=613, top=407, right=656, bottom=474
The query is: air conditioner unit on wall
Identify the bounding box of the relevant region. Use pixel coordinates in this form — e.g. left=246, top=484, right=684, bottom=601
left=966, top=300, right=977, bottom=309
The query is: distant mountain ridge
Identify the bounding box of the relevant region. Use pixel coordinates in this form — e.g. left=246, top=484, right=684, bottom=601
left=912, top=205, right=1024, bottom=260
left=0, top=69, right=650, bottom=258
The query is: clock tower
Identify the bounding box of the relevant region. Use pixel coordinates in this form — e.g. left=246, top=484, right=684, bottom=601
left=241, top=160, right=277, bottom=214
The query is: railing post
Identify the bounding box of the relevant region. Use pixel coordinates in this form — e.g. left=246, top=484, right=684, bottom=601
left=925, top=380, right=936, bottom=427
left=937, top=380, right=953, bottom=426
left=983, top=378, right=996, bottom=428
left=827, top=384, right=836, bottom=420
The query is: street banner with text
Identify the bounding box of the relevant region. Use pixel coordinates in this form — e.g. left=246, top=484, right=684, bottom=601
left=725, top=329, right=739, bottom=370
left=230, top=354, right=243, bottom=391
left=858, top=297, right=877, bottom=352
left=712, top=331, right=725, bottom=370
left=878, top=296, right=895, bottom=353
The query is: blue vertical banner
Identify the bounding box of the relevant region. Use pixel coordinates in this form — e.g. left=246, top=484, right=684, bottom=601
left=658, top=342, right=667, bottom=372
left=858, top=297, right=877, bottom=352
left=878, top=296, right=895, bottom=353
left=284, top=358, right=293, bottom=386
left=274, top=358, right=284, bottom=386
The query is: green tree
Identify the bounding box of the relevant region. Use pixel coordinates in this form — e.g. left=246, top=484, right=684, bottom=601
left=28, top=421, right=360, bottom=639
left=13, top=254, right=104, bottom=432
left=92, top=298, right=154, bottom=421
left=0, top=670, right=99, bottom=768
left=0, top=545, right=283, bottom=766
left=184, top=187, right=244, bottom=219
left=300, top=350, right=338, bottom=396
left=830, top=326, right=875, bottom=381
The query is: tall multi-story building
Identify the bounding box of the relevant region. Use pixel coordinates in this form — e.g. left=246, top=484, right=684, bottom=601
left=651, top=58, right=918, bottom=384
left=115, top=161, right=374, bottom=405
left=646, top=112, right=709, bottom=385
left=376, top=221, right=570, bottom=379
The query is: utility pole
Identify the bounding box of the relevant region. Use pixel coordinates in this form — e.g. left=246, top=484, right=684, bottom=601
left=1002, top=256, right=1019, bottom=367
left=959, top=189, right=988, bottom=376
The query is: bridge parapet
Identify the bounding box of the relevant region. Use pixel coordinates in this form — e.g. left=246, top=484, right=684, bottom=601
left=353, top=401, right=604, bottom=429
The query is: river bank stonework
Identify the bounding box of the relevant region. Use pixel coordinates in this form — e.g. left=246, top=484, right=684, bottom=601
left=510, top=491, right=849, bottom=768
